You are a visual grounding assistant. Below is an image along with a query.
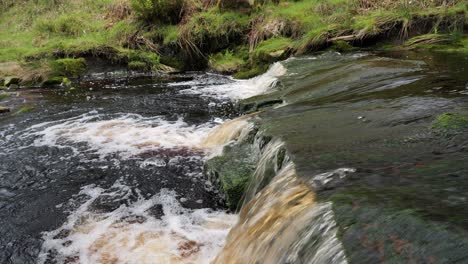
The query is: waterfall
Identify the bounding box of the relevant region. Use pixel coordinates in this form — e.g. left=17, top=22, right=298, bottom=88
left=213, top=162, right=347, bottom=264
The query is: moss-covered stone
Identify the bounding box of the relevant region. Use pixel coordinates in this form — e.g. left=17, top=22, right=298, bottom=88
left=128, top=61, right=148, bottom=71
left=432, top=112, right=468, bottom=132
left=329, top=40, right=354, bottom=52
left=205, top=143, right=258, bottom=211
left=42, top=76, right=65, bottom=87
left=234, top=64, right=269, bottom=79
left=50, top=58, right=86, bottom=78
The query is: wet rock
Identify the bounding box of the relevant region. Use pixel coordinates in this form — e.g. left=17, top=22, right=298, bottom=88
left=205, top=143, right=258, bottom=211
left=309, top=168, right=356, bottom=191
left=4, top=77, right=20, bottom=87
left=0, top=106, right=10, bottom=113
left=41, top=77, right=65, bottom=87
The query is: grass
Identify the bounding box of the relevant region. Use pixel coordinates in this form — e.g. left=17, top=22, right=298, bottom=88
left=0, top=0, right=466, bottom=82
left=209, top=49, right=247, bottom=73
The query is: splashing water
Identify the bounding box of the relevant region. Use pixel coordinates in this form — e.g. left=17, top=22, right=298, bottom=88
left=20, top=112, right=222, bottom=159
left=214, top=163, right=347, bottom=264
left=38, top=181, right=237, bottom=264
left=178, top=62, right=287, bottom=100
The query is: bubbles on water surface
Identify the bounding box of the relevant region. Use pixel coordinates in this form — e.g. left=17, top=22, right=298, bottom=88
left=38, top=180, right=237, bottom=264
left=19, top=112, right=225, bottom=160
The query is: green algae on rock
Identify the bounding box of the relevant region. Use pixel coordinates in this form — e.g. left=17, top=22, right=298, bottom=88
left=432, top=113, right=468, bottom=132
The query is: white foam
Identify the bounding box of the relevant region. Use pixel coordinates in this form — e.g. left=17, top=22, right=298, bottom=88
left=21, top=112, right=219, bottom=159
left=39, top=182, right=237, bottom=264
left=179, top=62, right=287, bottom=100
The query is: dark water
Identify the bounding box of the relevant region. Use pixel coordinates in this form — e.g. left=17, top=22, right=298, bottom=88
left=0, top=73, right=238, bottom=263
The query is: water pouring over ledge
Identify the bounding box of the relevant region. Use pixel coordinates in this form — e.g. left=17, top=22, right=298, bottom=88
left=1, top=51, right=468, bottom=263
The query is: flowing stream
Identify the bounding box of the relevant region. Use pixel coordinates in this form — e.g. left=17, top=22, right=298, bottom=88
left=1, top=51, right=468, bottom=264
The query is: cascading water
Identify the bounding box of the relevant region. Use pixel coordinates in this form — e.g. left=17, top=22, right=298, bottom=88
left=0, top=61, right=288, bottom=263
left=213, top=162, right=347, bottom=264
left=2, top=51, right=467, bottom=264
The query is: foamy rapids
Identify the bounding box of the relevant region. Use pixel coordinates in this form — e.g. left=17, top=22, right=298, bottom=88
left=32, top=61, right=287, bottom=264
left=175, top=62, right=287, bottom=100
left=38, top=181, right=237, bottom=264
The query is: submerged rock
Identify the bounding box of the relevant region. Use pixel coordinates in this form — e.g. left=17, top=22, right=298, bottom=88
left=432, top=112, right=468, bottom=132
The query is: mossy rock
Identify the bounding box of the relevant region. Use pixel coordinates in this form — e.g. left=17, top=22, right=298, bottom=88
left=234, top=64, right=269, bottom=79
left=432, top=113, right=468, bottom=132
left=128, top=61, right=149, bottom=71
left=205, top=143, right=258, bottom=211
left=50, top=58, right=86, bottom=78
left=251, top=37, right=292, bottom=64
left=329, top=40, right=354, bottom=52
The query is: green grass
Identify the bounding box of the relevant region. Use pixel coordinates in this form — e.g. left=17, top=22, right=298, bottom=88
left=15, top=105, right=35, bottom=115
left=209, top=48, right=247, bottom=73
left=0, top=0, right=465, bottom=82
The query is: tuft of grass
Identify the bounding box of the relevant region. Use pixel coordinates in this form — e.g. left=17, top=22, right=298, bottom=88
left=15, top=105, right=35, bottom=115
left=179, top=8, right=251, bottom=55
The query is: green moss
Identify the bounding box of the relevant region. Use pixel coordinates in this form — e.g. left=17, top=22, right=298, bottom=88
left=119, top=49, right=160, bottom=71
left=50, top=58, right=86, bottom=77
left=209, top=49, right=246, bottom=74
left=253, top=37, right=291, bottom=58
left=205, top=143, right=258, bottom=211
left=128, top=61, right=148, bottom=71
left=42, top=76, right=65, bottom=87
left=15, top=105, right=34, bottom=114
left=432, top=113, right=468, bottom=132
left=234, top=64, right=269, bottom=79
left=329, top=40, right=354, bottom=52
